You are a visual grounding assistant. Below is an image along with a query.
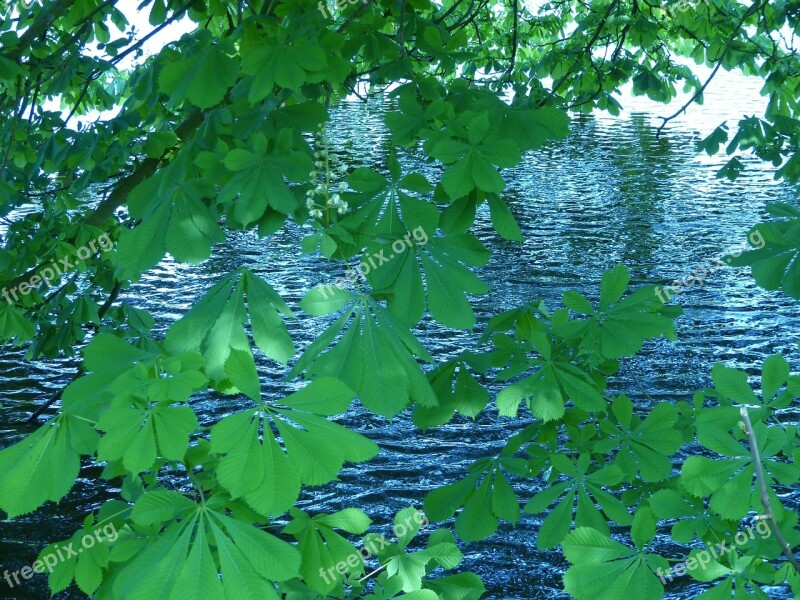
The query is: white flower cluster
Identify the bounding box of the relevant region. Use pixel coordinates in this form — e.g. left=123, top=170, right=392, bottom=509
left=306, top=137, right=351, bottom=221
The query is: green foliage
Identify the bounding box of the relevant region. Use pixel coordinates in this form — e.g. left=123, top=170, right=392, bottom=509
left=291, top=294, right=438, bottom=417
left=562, top=527, right=667, bottom=600
left=727, top=203, right=800, bottom=299
left=1, top=0, right=800, bottom=598
left=0, top=413, right=89, bottom=517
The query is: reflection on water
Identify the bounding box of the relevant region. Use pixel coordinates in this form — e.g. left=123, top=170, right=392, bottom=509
left=1, top=69, right=798, bottom=599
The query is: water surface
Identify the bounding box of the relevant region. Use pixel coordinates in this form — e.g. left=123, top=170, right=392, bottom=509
left=1, top=69, right=798, bottom=599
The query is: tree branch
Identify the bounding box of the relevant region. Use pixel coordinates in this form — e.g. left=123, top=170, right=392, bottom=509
left=2, top=108, right=206, bottom=294
left=541, top=0, right=620, bottom=105
left=656, top=0, right=764, bottom=138
left=6, top=0, right=75, bottom=62
left=740, top=407, right=800, bottom=573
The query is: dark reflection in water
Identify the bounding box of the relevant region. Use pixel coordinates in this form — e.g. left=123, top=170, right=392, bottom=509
left=1, top=85, right=799, bottom=599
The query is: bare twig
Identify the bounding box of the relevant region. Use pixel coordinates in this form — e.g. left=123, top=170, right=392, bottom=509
left=655, top=60, right=723, bottom=139
left=541, top=0, right=620, bottom=105
left=655, top=0, right=764, bottom=138
left=506, top=0, right=518, bottom=82
left=739, top=406, right=800, bottom=573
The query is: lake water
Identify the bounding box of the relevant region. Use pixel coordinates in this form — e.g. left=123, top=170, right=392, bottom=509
left=1, top=68, right=798, bottom=599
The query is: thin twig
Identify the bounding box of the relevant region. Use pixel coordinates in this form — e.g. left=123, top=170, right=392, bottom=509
left=655, top=0, right=763, bottom=138
left=655, top=60, right=723, bottom=139
left=505, top=0, right=518, bottom=82
left=739, top=406, right=800, bottom=573
left=358, top=563, right=386, bottom=583
left=541, top=0, right=620, bottom=105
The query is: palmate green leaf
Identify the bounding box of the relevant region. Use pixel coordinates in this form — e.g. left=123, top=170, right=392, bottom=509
left=118, top=173, right=224, bottom=279
left=210, top=379, right=374, bottom=510
left=684, top=415, right=792, bottom=520
left=158, top=35, right=238, bottom=109
left=0, top=301, right=36, bottom=345
left=562, top=527, right=666, bottom=600
left=282, top=508, right=367, bottom=594
left=424, top=107, right=541, bottom=199
left=366, top=233, right=489, bottom=329
left=97, top=403, right=198, bottom=475
left=525, top=456, right=630, bottom=549
left=648, top=488, right=722, bottom=543
left=218, top=131, right=312, bottom=225
left=680, top=456, right=755, bottom=520
left=293, top=296, right=437, bottom=417
left=727, top=213, right=800, bottom=299
left=0, top=413, right=90, bottom=517
left=709, top=356, right=796, bottom=417
left=594, top=397, right=683, bottom=482
left=61, top=336, right=204, bottom=426
left=386, top=552, right=430, bottom=593
left=241, top=37, right=331, bottom=102
left=496, top=348, right=606, bottom=421
left=365, top=526, right=465, bottom=594
left=328, top=164, right=437, bottom=261
left=413, top=359, right=490, bottom=428
left=685, top=544, right=786, bottom=600
left=165, top=269, right=294, bottom=398
left=40, top=506, right=124, bottom=597
left=111, top=507, right=300, bottom=600
left=424, top=462, right=520, bottom=542
left=210, top=408, right=300, bottom=515
left=553, top=266, right=681, bottom=361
